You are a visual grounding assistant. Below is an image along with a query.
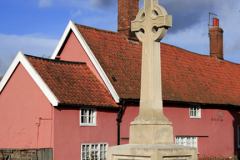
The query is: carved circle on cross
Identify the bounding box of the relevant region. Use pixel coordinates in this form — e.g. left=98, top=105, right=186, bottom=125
left=132, top=4, right=170, bottom=42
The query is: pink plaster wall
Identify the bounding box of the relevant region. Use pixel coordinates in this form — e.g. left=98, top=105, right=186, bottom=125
left=58, top=31, right=105, bottom=86
left=53, top=106, right=118, bottom=160
left=120, top=102, right=240, bottom=158
left=120, top=102, right=139, bottom=145
left=0, top=63, right=54, bottom=149
left=164, top=104, right=239, bottom=157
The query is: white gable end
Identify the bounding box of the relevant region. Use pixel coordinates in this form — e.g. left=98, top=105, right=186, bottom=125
left=51, top=20, right=120, bottom=103
left=0, top=52, right=59, bottom=106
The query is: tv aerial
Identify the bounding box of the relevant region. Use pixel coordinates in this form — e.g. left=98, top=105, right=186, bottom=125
left=208, top=12, right=217, bottom=36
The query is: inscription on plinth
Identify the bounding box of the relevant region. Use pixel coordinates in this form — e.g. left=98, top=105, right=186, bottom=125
left=163, top=156, right=191, bottom=160
left=113, top=155, right=151, bottom=160
left=112, top=155, right=191, bottom=160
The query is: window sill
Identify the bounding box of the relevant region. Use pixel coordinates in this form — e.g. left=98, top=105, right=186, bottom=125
left=80, top=124, right=97, bottom=126
left=190, top=116, right=201, bottom=119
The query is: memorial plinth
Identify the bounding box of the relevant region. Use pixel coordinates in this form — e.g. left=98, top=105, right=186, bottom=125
left=107, top=144, right=197, bottom=160
left=107, top=0, right=197, bottom=160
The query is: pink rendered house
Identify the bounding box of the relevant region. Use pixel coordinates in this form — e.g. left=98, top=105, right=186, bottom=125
left=1, top=0, right=240, bottom=159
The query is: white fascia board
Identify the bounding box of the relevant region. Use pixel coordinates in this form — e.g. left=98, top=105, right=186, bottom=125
left=0, top=52, right=59, bottom=106
left=51, top=20, right=73, bottom=59
left=51, top=20, right=120, bottom=103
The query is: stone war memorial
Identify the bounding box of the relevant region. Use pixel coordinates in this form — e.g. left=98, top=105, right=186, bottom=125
left=107, top=0, right=198, bottom=160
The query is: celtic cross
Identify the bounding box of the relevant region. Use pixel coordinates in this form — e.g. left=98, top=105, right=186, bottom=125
left=131, top=0, right=172, bottom=125
left=131, top=0, right=172, bottom=42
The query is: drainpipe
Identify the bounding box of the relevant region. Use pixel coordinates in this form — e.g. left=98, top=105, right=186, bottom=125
left=116, top=100, right=125, bottom=145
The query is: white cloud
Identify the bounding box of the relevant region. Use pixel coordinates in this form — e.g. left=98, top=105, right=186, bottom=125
left=90, top=0, right=114, bottom=8
left=70, top=10, right=82, bottom=18
left=47, top=0, right=116, bottom=11
left=162, top=21, right=209, bottom=55
left=39, top=0, right=52, bottom=8
left=0, top=33, right=58, bottom=76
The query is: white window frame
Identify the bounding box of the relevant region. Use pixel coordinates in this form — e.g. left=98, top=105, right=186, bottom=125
left=175, top=136, right=198, bottom=149
left=81, top=143, right=108, bottom=160
left=80, top=108, right=97, bottom=126
left=190, top=104, right=201, bottom=118
left=238, top=125, right=240, bottom=148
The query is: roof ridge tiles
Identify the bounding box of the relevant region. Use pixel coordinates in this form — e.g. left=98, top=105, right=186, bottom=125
left=25, top=54, right=87, bottom=65
left=75, top=23, right=119, bottom=35
left=161, top=43, right=211, bottom=58
left=161, top=42, right=240, bottom=66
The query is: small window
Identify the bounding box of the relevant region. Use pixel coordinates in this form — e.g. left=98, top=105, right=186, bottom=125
left=80, top=109, right=96, bottom=126
left=238, top=126, right=240, bottom=148
left=175, top=136, right=197, bottom=148
left=190, top=104, right=201, bottom=118
left=82, top=143, right=108, bottom=160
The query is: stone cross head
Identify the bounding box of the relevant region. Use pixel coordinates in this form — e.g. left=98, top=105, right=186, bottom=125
left=131, top=0, right=172, bottom=42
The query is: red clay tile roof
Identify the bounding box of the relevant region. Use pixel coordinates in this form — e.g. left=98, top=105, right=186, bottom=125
left=76, top=24, right=240, bottom=106
left=26, top=55, right=118, bottom=107
left=75, top=24, right=141, bottom=100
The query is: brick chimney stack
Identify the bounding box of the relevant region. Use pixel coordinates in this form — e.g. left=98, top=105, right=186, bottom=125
left=118, top=0, right=139, bottom=41
left=209, top=18, right=224, bottom=60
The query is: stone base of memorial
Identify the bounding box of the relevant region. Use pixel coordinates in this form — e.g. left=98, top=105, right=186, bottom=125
left=107, top=144, right=197, bottom=160
left=107, top=121, right=197, bottom=160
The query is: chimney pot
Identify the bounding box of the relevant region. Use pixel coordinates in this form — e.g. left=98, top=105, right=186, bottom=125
left=213, top=18, right=217, bottom=27
left=217, top=19, right=219, bottom=27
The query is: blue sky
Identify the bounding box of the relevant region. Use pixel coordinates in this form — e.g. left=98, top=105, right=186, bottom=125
left=0, top=0, right=240, bottom=76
